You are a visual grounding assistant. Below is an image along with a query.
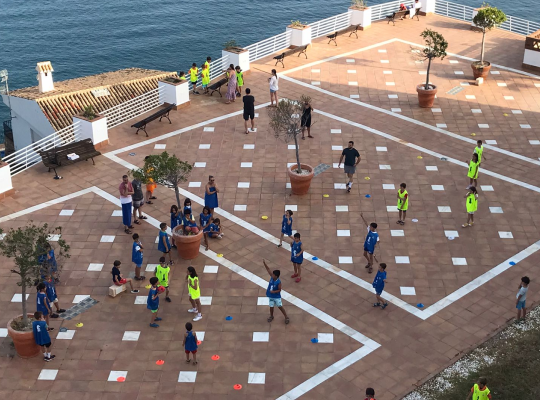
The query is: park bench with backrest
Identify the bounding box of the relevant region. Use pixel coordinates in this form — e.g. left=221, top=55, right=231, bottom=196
left=39, top=138, right=101, bottom=178
left=273, top=44, right=309, bottom=68
left=208, top=77, right=228, bottom=97
left=131, top=104, right=174, bottom=137
left=326, top=24, right=362, bottom=46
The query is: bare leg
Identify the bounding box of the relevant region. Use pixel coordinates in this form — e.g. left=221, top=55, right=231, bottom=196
left=307, top=127, right=313, bottom=138
left=278, top=306, right=288, bottom=318
left=279, top=232, right=284, bottom=246
left=186, top=351, right=191, bottom=362
left=127, top=278, right=134, bottom=291
left=195, top=299, right=202, bottom=318
left=251, top=119, right=255, bottom=130
left=189, top=297, right=197, bottom=310
left=204, top=233, right=209, bottom=250
left=275, top=91, right=279, bottom=105
left=269, top=306, right=274, bottom=319
left=192, top=351, right=197, bottom=364
left=244, top=119, right=249, bottom=134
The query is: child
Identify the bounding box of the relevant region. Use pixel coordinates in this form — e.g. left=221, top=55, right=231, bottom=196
left=184, top=198, right=192, bottom=214
left=204, top=56, right=211, bottom=70
left=179, top=71, right=187, bottom=81
left=263, top=260, right=289, bottom=324
left=290, top=232, right=303, bottom=283
left=396, top=183, right=408, bottom=226
left=372, top=263, right=388, bottom=309
left=32, top=311, right=55, bottom=362
left=208, top=218, right=224, bottom=239
left=467, top=153, right=480, bottom=189
left=516, top=276, right=530, bottom=320
left=147, top=276, right=162, bottom=328
left=44, top=274, right=66, bottom=318
left=36, top=282, right=53, bottom=330
left=200, top=206, right=213, bottom=251
left=183, top=322, right=199, bottom=365
left=235, top=65, right=244, bottom=96
left=474, top=139, right=487, bottom=165
left=181, top=209, right=199, bottom=235
left=170, top=205, right=181, bottom=248
left=462, top=186, right=478, bottom=228
left=365, top=388, right=376, bottom=400
left=466, top=377, right=492, bottom=400
left=158, top=222, right=173, bottom=265
left=189, top=63, right=199, bottom=95
left=363, top=223, right=379, bottom=273
left=112, top=260, right=139, bottom=293
left=132, top=233, right=145, bottom=281
left=187, top=266, right=203, bottom=321
left=156, top=256, right=171, bottom=303
left=278, top=210, right=293, bottom=247
left=201, top=63, right=210, bottom=95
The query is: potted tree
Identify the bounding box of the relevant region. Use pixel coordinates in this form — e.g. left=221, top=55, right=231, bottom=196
left=268, top=96, right=314, bottom=195
left=286, top=20, right=312, bottom=47
left=0, top=223, right=69, bottom=358
left=471, top=4, right=507, bottom=79
left=349, top=0, right=372, bottom=30
left=222, top=39, right=250, bottom=73
left=131, top=152, right=201, bottom=259
left=416, top=29, right=448, bottom=108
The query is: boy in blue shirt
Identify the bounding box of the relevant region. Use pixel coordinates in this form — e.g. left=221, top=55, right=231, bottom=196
left=372, top=263, right=388, bottom=309
left=36, top=282, right=53, bottom=330
left=158, top=222, right=173, bottom=265
left=263, top=260, right=289, bottom=324
left=363, top=222, right=379, bottom=274
left=132, top=233, right=145, bottom=281
left=278, top=210, right=293, bottom=247
left=44, top=274, right=66, bottom=318
left=33, top=311, right=54, bottom=362
left=147, top=277, right=162, bottom=328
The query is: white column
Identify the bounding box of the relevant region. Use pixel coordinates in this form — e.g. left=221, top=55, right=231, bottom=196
left=523, top=49, right=540, bottom=69
left=286, top=26, right=312, bottom=46
left=349, top=7, right=372, bottom=29
left=221, top=49, right=250, bottom=72
left=73, top=115, right=109, bottom=148
left=421, top=0, right=435, bottom=15
left=158, top=80, right=190, bottom=109
left=0, top=161, right=14, bottom=199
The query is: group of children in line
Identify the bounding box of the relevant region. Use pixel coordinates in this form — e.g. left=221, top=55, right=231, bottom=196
left=181, top=56, right=244, bottom=97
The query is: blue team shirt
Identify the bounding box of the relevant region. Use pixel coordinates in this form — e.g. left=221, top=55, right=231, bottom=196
left=291, top=241, right=303, bottom=263
left=132, top=241, right=143, bottom=265
left=32, top=320, right=51, bottom=346
left=200, top=213, right=212, bottom=232
left=208, top=223, right=219, bottom=233
left=373, top=270, right=387, bottom=292
left=147, top=287, right=159, bottom=310
left=44, top=280, right=57, bottom=302
left=266, top=277, right=281, bottom=299
left=157, top=230, right=170, bottom=253
left=171, top=212, right=181, bottom=229
left=36, top=292, right=50, bottom=314
left=281, top=215, right=293, bottom=235
left=364, top=231, right=378, bottom=253
left=185, top=331, right=198, bottom=352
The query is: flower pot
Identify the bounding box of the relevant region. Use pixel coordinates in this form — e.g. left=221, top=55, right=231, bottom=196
left=287, top=163, right=314, bottom=196
left=7, top=314, right=41, bottom=358
left=172, top=226, right=203, bottom=260
left=471, top=61, right=491, bottom=79
left=416, top=84, right=438, bottom=108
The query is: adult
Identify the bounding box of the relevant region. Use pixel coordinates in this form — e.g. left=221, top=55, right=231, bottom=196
left=268, top=69, right=279, bottom=106
left=243, top=88, right=255, bottom=134
left=132, top=177, right=147, bottom=225
left=301, top=99, right=313, bottom=140
left=225, top=66, right=238, bottom=104
left=338, top=141, right=361, bottom=193
left=204, top=175, right=219, bottom=214
left=119, top=175, right=134, bottom=234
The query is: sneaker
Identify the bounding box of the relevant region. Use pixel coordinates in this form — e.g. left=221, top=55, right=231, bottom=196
left=347, top=186, right=351, bottom=193
left=131, top=290, right=140, bottom=293
left=44, top=357, right=51, bottom=362
left=150, top=323, right=159, bottom=328
left=49, top=355, right=56, bottom=359
left=154, top=317, right=162, bottom=322
left=50, top=313, right=59, bottom=318
left=193, top=315, right=203, bottom=322
left=188, top=308, right=198, bottom=313
left=381, top=303, right=389, bottom=310
left=58, top=309, right=66, bottom=313
left=166, top=297, right=172, bottom=302
left=291, top=273, right=298, bottom=278
left=373, top=302, right=381, bottom=307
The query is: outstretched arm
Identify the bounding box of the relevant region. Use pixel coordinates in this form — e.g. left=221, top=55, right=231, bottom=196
left=263, top=260, right=272, bottom=277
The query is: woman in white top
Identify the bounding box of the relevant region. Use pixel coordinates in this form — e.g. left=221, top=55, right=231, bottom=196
left=268, top=69, right=279, bottom=106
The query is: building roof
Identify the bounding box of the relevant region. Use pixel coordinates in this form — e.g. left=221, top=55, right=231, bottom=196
left=10, top=68, right=178, bottom=131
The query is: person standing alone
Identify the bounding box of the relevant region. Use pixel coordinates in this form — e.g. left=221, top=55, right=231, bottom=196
left=243, top=88, right=255, bottom=134
left=119, top=175, right=134, bottom=234
left=338, top=141, right=361, bottom=193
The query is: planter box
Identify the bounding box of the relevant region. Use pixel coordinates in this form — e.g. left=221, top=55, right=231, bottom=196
left=523, top=29, right=540, bottom=72
left=72, top=114, right=109, bottom=150
left=286, top=25, right=312, bottom=47
left=0, top=161, right=14, bottom=200
left=349, top=7, right=371, bottom=30
left=158, top=79, right=190, bottom=110
left=222, top=48, right=250, bottom=72
left=419, top=0, right=435, bottom=15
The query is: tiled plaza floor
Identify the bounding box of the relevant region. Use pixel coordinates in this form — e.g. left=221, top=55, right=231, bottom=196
left=1, top=13, right=540, bottom=400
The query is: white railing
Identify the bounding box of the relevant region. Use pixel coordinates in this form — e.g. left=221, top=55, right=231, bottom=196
left=3, top=122, right=80, bottom=176
left=370, top=1, right=404, bottom=21
left=208, top=56, right=229, bottom=81
left=310, top=11, right=352, bottom=38
left=101, top=87, right=163, bottom=129
left=245, top=31, right=292, bottom=62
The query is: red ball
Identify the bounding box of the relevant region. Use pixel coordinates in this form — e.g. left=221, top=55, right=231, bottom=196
left=157, top=286, right=166, bottom=293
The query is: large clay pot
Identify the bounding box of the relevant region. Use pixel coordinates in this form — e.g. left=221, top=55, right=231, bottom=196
left=471, top=61, right=491, bottom=79
left=7, top=314, right=41, bottom=358
left=172, top=226, right=203, bottom=260
left=287, top=163, right=314, bottom=195
left=416, top=84, right=438, bottom=108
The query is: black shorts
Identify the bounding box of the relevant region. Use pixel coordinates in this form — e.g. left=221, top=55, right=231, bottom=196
left=41, top=342, right=52, bottom=348
left=301, top=117, right=311, bottom=128
left=243, top=112, right=254, bottom=121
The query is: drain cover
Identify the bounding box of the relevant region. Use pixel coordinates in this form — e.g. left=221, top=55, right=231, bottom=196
left=446, top=86, right=464, bottom=95
left=313, top=163, right=331, bottom=177
left=129, top=152, right=136, bottom=156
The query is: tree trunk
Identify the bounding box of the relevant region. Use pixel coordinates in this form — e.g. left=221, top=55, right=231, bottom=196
left=293, top=132, right=301, bottom=173
left=425, top=57, right=432, bottom=90
left=174, top=186, right=181, bottom=208
left=480, top=28, right=486, bottom=65
left=21, top=282, right=28, bottom=326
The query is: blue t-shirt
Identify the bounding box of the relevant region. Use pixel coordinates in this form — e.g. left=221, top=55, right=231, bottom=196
left=157, top=230, right=170, bottom=252
left=32, top=320, right=51, bottom=346
left=132, top=241, right=143, bottom=265
left=185, top=330, right=198, bottom=352
left=200, top=213, right=212, bottom=232
left=266, top=277, right=281, bottom=299
left=147, top=287, right=159, bottom=310
left=171, top=212, right=180, bottom=229
left=36, top=292, right=50, bottom=313
left=208, top=223, right=219, bottom=233
left=373, top=270, right=387, bottom=292
left=281, top=215, right=293, bottom=235
left=364, top=231, right=378, bottom=253
left=44, top=280, right=57, bottom=301
left=291, top=241, right=303, bottom=262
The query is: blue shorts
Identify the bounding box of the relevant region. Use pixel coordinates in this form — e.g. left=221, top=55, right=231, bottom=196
left=291, top=257, right=303, bottom=264
left=281, top=228, right=292, bottom=236
left=202, top=84, right=208, bottom=89
left=374, top=287, right=384, bottom=296
left=38, top=308, right=49, bottom=316
left=269, top=298, right=282, bottom=307
left=516, top=300, right=526, bottom=310
left=270, top=89, right=277, bottom=93
left=364, top=246, right=374, bottom=255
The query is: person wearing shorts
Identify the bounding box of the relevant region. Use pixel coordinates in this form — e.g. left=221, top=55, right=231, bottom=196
left=33, top=311, right=54, bottom=362
left=155, top=257, right=171, bottom=302
left=462, top=186, right=478, bottom=228
left=112, top=260, right=139, bottom=293
left=338, top=141, right=361, bottom=193
left=131, top=178, right=146, bottom=224
left=44, top=274, right=66, bottom=318
left=263, top=260, right=289, bottom=324
left=372, top=263, right=388, bottom=309
left=363, top=223, right=378, bottom=273
left=516, top=276, right=530, bottom=320
left=243, top=88, right=255, bottom=134
left=147, top=277, right=162, bottom=328
left=183, top=322, right=199, bottom=365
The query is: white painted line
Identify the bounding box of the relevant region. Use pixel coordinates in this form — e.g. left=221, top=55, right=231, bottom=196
left=331, top=129, right=342, bottom=133
left=336, top=205, right=348, bottom=212
left=237, top=182, right=250, bottom=188
left=73, top=295, right=90, bottom=303
left=196, top=331, right=205, bottom=341
left=347, top=70, right=356, bottom=73
left=100, top=235, right=115, bottom=243
left=489, top=207, right=503, bottom=213
left=454, top=71, right=464, bottom=75
left=200, top=296, right=212, bottom=305
left=311, top=81, right=321, bottom=85
left=390, top=230, right=404, bottom=237
left=504, top=96, right=514, bottom=100
left=241, top=162, right=252, bottom=168
left=194, top=162, right=206, bottom=167
left=56, top=330, right=76, bottom=340
left=431, top=185, right=445, bottom=191
left=257, top=297, right=269, bottom=306
left=444, top=230, right=459, bottom=238
left=339, top=256, right=353, bottom=264
left=499, top=231, right=514, bottom=239
left=426, top=166, right=438, bottom=171
left=337, top=230, right=351, bottom=237
left=332, top=145, right=343, bottom=151
left=520, top=124, right=531, bottom=129
left=530, top=140, right=540, bottom=145
left=38, top=369, right=58, bottom=380
left=512, top=110, right=522, bottom=114
left=388, top=94, right=398, bottom=99
left=134, top=296, right=147, bottom=304
left=452, top=258, right=467, bottom=266
left=481, top=185, right=494, bottom=191
left=485, top=140, right=497, bottom=145
left=383, top=71, right=392, bottom=75
left=471, top=108, right=482, bottom=113
left=111, top=210, right=122, bottom=216
left=253, top=332, right=270, bottom=342
left=376, top=146, right=387, bottom=152
left=285, top=205, right=298, bottom=211
left=234, top=205, right=247, bottom=211
left=386, top=82, right=395, bottom=86
left=199, top=144, right=211, bottom=149
left=379, top=164, right=391, bottom=169
left=382, top=183, right=395, bottom=190
left=387, top=206, right=398, bottom=212
left=154, top=144, right=166, bottom=149
left=188, top=182, right=201, bottom=187
left=203, top=127, right=214, bottom=132
left=478, top=124, right=489, bottom=128
left=348, top=81, right=358, bottom=86
left=203, top=265, right=219, bottom=273
left=395, top=256, right=410, bottom=264
left=350, top=94, right=359, bottom=99
left=497, top=82, right=507, bottom=87
left=391, top=108, right=401, bottom=112
left=0, top=328, right=8, bottom=337
left=334, top=183, right=346, bottom=189
left=466, top=95, right=476, bottom=100
left=436, top=123, right=447, bottom=128
left=146, top=263, right=158, bottom=272
left=380, top=60, right=389, bottom=63
left=244, top=144, right=255, bottom=149
left=438, top=206, right=451, bottom=213
left=248, top=372, right=266, bottom=384
left=11, top=294, right=29, bottom=302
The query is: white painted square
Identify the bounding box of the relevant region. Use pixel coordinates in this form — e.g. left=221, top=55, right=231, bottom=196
left=347, top=70, right=356, bottom=73
left=431, top=185, right=444, bottom=191
left=178, top=371, right=197, bottom=383
left=241, top=162, right=252, bottom=168
left=59, top=209, right=74, bottom=216
left=348, top=82, right=358, bottom=86
left=449, top=60, right=459, bottom=64
left=311, top=69, right=320, bottom=73
left=465, top=95, right=476, bottom=100
left=426, top=166, right=438, bottom=171
left=497, top=82, right=507, bottom=87
left=243, top=144, right=255, bottom=149
left=330, top=129, right=342, bottom=134
left=48, top=234, right=60, bottom=241
left=376, top=146, right=388, bottom=152
left=378, top=49, right=387, bottom=53
left=346, top=59, right=355, bottom=63
left=155, top=236, right=160, bottom=243
left=520, top=124, right=531, bottom=129
left=333, top=163, right=341, bottom=169
left=188, top=182, right=201, bottom=187
left=111, top=210, right=123, bottom=217
left=436, top=123, right=447, bottom=128
left=199, top=144, right=211, bottom=149
left=529, top=140, right=540, bottom=145
left=11, top=294, right=29, bottom=303
left=203, top=265, right=219, bottom=273
left=253, top=332, right=269, bottom=342
left=386, top=82, right=395, bottom=86
left=200, top=296, right=213, bottom=305
left=339, top=256, right=353, bottom=264
left=257, top=297, right=269, bottom=306
left=234, top=205, right=247, bottom=211
left=379, top=164, right=391, bottom=170
left=391, top=230, right=404, bottom=237
left=350, top=94, right=360, bottom=99
left=100, top=235, right=115, bottom=243
left=512, top=110, right=522, bottom=114
left=286, top=183, right=292, bottom=189
left=380, top=60, right=389, bottom=63
left=388, top=95, right=398, bottom=99
left=311, top=81, right=320, bottom=86
left=395, top=256, right=410, bottom=264
left=73, top=295, right=90, bottom=303
left=419, top=71, right=427, bottom=75
left=460, top=82, right=470, bottom=86
left=122, top=331, right=141, bottom=341
left=38, top=369, right=58, bottom=381
left=454, top=71, right=464, bottom=75
left=332, top=145, right=343, bottom=151
left=535, top=83, right=540, bottom=87
left=334, top=183, right=347, bottom=189
left=255, top=113, right=259, bottom=118
left=481, top=185, right=494, bottom=191
left=383, top=71, right=392, bottom=75
left=438, top=206, right=451, bottom=213
left=146, top=264, right=158, bottom=272
left=335, top=205, right=348, bottom=212
left=285, top=205, right=298, bottom=211
left=489, top=207, right=503, bottom=213
left=382, top=184, right=395, bottom=190
left=203, top=127, right=214, bottom=132
left=154, top=144, right=166, bottom=149
left=237, top=182, right=250, bottom=188
left=498, top=231, right=513, bottom=239
left=317, top=333, right=334, bottom=343
left=444, top=230, right=459, bottom=238
left=134, top=296, right=147, bottom=304
left=196, top=331, right=205, bottom=341
left=431, top=108, right=442, bottom=113
left=337, top=230, right=351, bottom=237
left=0, top=328, right=7, bottom=338
left=504, top=96, right=514, bottom=100
left=485, top=140, right=497, bottom=145
left=287, top=145, right=297, bottom=150
left=471, top=109, right=482, bottom=113
left=400, top=287, right=416, bottom=295
left=490, top=71, right=500, bottom=75
left=452, top=258, right=467, bottom=265
left=391, top=108, right=401, bottom=112
left=478, top=124, right=489, bottom=129
left=194, top=162, right=206, bottom=168
left=107, top=371, right=128, bottom=382
left=248, top=372, right=266, bottom=384
left=87, top=263, right=104, bottom=271
left=386, top=206, right=398, bottom=212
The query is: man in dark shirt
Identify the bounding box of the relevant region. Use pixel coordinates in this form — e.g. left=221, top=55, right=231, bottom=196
left=338, top=140, right=361, bottom=193
left=243, top=88, right=255, bottom=134
left=132, top=178, right=146, bottom=224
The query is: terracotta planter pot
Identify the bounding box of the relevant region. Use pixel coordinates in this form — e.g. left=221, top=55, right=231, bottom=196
left=287, top=163, right=314, bottom=196
left=416, top=84, right=438, bottom=108
left=471, top=61, right=491, bottom=79
left=7, top=314, right=41, bottom=358
left=172, top=226, right=203, bottom=260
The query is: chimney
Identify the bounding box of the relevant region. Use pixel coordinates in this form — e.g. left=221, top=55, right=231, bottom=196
left=36, top=61, right=54, bottom=93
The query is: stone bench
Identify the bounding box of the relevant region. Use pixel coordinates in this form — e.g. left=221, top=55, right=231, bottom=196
left=109, top=284, right=126, bottom=297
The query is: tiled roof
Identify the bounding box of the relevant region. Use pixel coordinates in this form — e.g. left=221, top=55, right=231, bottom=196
left=36, top=61, right=54, bottom=73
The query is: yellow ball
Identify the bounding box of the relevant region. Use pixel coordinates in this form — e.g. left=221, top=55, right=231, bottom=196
left=76, top=323, right=84, bottom=328
left=364, top=177, right=370, bottom=180
left=471, top=133, right=476, bottom=136
left=323, top=194, right=329, bottom=198
left=417, top=156, right=423, bottom=159
left=217, top=253, right=224, bottom=257
left=145, top=284, right=152, bottom=289
left=261, top=216, right=268, bottom=220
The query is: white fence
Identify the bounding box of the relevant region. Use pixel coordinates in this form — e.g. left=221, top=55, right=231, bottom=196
left=101, top=87, right=163, bottom=129
left=245, top=31, right=292, bottom=62
left=370, top=1, right=403, bottom=21
left=310, top=11, right=351, bottom=39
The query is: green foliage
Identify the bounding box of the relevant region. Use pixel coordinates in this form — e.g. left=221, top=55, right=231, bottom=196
left=82, top=105, right=96, bottom=120
left=350, top=0, right=368, bottom=9
left=419, top=29, right=448, bottom=90
left=290, top=20, right=307, bottom=28
left=473, top=4, right=507, bottom=31
left=223, top=40, right=238, bottom=50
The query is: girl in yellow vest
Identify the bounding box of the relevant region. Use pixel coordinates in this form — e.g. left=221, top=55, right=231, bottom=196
left=467, top=153, right=480, bottom=189
left=186, top=266, right=202, bottom=321
left=235, top=66, right=244, bottom=96
left=397, top=183, right=409, bottom=226
left=463, top=186, right=478, bottom=228
left=474, top=139, right=487, bottom=165
left=201, top=63, right=210, bottom=95
left=466, top=377, right=491, bottom=400
left=189, top=63, right=200, bottom=95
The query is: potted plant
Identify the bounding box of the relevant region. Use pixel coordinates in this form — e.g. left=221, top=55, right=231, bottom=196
left=223, top=39, right=244, bottom=54
left=471, top=4, right=507, bottom=79
left=222, top=39, right=250, bottom=73
left=0, top=223, right=69, bottom=358
left=350, top=0, right=368, bottom=10
left=268, top=96, right=314, bottom=195
left=286, top=20, right=312, bottom=47
left=349, top=0, right=372, bottom=29
left=82, top=105, right=97, bottom=120
left=416, top=29, right=448, bottom=108
left=132, top=152, right=201, bottom=259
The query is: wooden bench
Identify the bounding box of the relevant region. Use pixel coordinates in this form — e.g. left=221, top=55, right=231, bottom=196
left=386, top=10, right=407, bottom=25
left=39, top=138, right=101, bottom=179
left=109, top=284, right=126, bottom=297
left=208, top=78, right=228, bottom=97
left=131, top=104, right=174, bottom=137
left=273, top=44, right=309, bottom=68
left=326, top=24, right=362, bottom=46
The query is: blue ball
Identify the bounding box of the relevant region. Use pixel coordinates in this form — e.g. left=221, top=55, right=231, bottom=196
left=225, top=316, right=233, bottom=321
left=365, top=194, right=371, bottom=198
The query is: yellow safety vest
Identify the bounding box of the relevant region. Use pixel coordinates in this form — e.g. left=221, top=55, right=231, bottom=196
left=188, top=275, right=200, bottom=299
left=236, top=71, right=243, bottom=86
left=466, top=193, right=478, bottom=213
left=189, top=68, right=198, bottom=82
left=397, top=189, right=408, bottom=210
left=179, top=76, right=186, bottom=81
left=472, top=384, right=490, bottom=400
left=475, top=145, right=483, bottom=163
left=468, top=159, right=479, bottom=179
left=202, top=69, right=210, bottom=85
left=204, top=61, right=210, bottom=70
left=155, top=264, right=170, bottom=286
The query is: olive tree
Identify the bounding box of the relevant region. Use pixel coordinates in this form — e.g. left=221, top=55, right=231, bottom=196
left=473, top=4, right=507, bottom=67
left=419, top=29, right=448, bottom=90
